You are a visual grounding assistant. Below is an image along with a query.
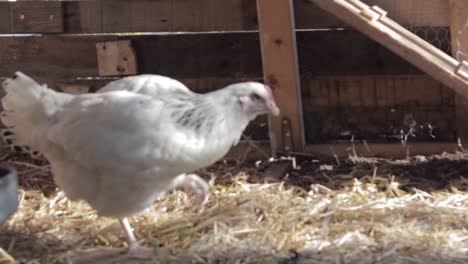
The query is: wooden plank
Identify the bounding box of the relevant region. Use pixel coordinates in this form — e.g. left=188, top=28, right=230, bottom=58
left=304, top=142, right=458, bottom=158
left=294, top=0, right=346, bottom=29
left=0, top=0, right=450, bottom=34
left=310, top=0, right=468, bottom=103
left=10, top=1, right=63, bottom=33
left=302, top=75, right=456, bottom=144
left=79, top=0, right=102, bottom=33
left=0, top=36, right=105, bottom=78
left=212, top=0, right=257, bottom=31
left=363, top=0, right=449, bottom=27
left=0, top=30, right=431, bottom=80
left=63, top=0, right=102, bottom=33
left=172, top=0, right=207, bottom=31
left=257, top=0, right=305, bottom=153
left=0, top=33, right=262, bottom=79
left=170, top=0, right=256, bottom=32
left=96, top=40, right=138, bottom=76
left=0, top=29, right=443, bottom=80
left=102, top=0, right=171, bottom=32
left=295, top=0, right=450, bottom=29
left=449, top=0, right=468, bottom=144
left=0, top=3, right=11, bottom=33
left=296, top=30, right=421, bottom=75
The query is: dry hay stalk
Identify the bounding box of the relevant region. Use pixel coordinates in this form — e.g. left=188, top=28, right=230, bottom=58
left=0, top=144, right=466, bottom=263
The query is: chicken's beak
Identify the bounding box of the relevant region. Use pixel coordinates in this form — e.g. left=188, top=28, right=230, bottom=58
left=268, top=101, right=280, bottom=116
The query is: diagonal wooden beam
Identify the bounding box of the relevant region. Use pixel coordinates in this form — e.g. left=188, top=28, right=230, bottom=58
left=309, top=0, right=468, bottom=100
left=256, top=0, right=305, bottom=153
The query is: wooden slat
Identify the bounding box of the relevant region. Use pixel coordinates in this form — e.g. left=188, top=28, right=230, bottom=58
left=0, top=0, right=452, bottom=34
left=96, top=40, right=138, bottom=76
left=102, top=0, right=172, bottom=32
left=79, top=0, right=102, bottom=33
left=296, top=0, right=450, bottom=29
left=212, top=0, right=257, bottom=31
left=0, top=33, right=262, bottom=79
left=10, top=1, right=63, bottom=33
left=0, top=3, right=11, bottom=33
left=302, top=75, right=456, bottom=144
left=449, top=0, right=468, bottom=144
left=172, top=0, right=210, bottom=31
left=296, top=30, right=421, bottom=75
left=0, top=30, right=433, bottom=79
left=304, top=142, right=458, bottom=158
left=0, top=36, right=104, bottom=78
left=257, top=0, right=305, bottom=153
left=63, top=0, right=103, bottom=33
left=364, top=0, right=449, bottom=27
left=294, top=0, right=345, bottom=29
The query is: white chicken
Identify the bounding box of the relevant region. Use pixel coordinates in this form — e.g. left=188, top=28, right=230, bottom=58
left=1, top=72, right=279, bottom=252
left=2, top=74, right=191, bottom=157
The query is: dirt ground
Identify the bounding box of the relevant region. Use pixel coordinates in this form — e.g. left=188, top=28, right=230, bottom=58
left=0, top=146, right=467, bottom=263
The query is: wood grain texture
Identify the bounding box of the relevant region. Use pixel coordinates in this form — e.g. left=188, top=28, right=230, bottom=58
left=0, top=0, right=451, bottom=33
left=172, top=0, right=209, bottom=31
left=297, top=0, right=450, bottom=29
left=449, top=0, right=468, bottom=144
left=212, top=0, right=257, bottom=30
left=257, top=0, right=305, bottom=152
left=79, top=0, right=102, bottom=33
left=0, top=33, right=262, bottom=79
left=63, top=0, right=102, bottom=33
left=296, top=30, right=422, bottom=75
left=302, top=75, right=456, bottom=144
left=0, top=30, right=432, bottom=79
left=363, top=0, right=450, bottom=27
left=102, top=0, right=172, bottom=32
left=10, top=1, right=63, bottom=33
left=0, top=3, right=11, bottom=33
left=96, top=40, right=138, bottom=76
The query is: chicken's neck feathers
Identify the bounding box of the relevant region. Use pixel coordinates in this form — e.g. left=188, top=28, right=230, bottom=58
left=181, top=88, right=249, bottom=138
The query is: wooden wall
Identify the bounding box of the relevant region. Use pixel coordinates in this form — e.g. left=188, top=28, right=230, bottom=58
left=0, top=0, right=450, bottom=33
left=0, top=0, right=457, bottom=145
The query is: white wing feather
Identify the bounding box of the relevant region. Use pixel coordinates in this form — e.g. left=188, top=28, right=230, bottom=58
left=47, top=91, right=206, bottom=172
left=98, top=74, right=193, bottom=98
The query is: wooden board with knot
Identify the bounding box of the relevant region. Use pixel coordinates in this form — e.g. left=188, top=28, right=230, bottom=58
left=96, top=40, right=138, bottom=77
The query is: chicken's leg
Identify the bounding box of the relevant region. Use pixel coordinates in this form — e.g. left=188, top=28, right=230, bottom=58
left=70, top=218, right=153, bottom=262
left=119, top=218, right=139, bottom=251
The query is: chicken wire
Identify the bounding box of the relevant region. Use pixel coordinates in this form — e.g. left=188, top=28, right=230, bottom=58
left=407, top=26, right=452, bottom=55
left=372, top=0, right=466, bottom=59
left=381, top=1, right=467, bottom=143
left=453, top=18, right=468, bottom=61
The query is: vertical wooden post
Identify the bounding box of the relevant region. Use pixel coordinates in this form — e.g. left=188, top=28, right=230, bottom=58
left=256, top=0, right=305, bottom=153
left=449, top=0, right=468, bottom=144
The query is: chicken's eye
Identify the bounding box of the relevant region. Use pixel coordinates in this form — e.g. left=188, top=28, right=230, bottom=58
left=250, top=93, right=262, bottom=101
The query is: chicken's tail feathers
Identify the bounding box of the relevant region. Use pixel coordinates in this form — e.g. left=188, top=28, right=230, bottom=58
left=2, top=72, right=45, bottom=109
left=1, top=72, right=63, bottom=152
